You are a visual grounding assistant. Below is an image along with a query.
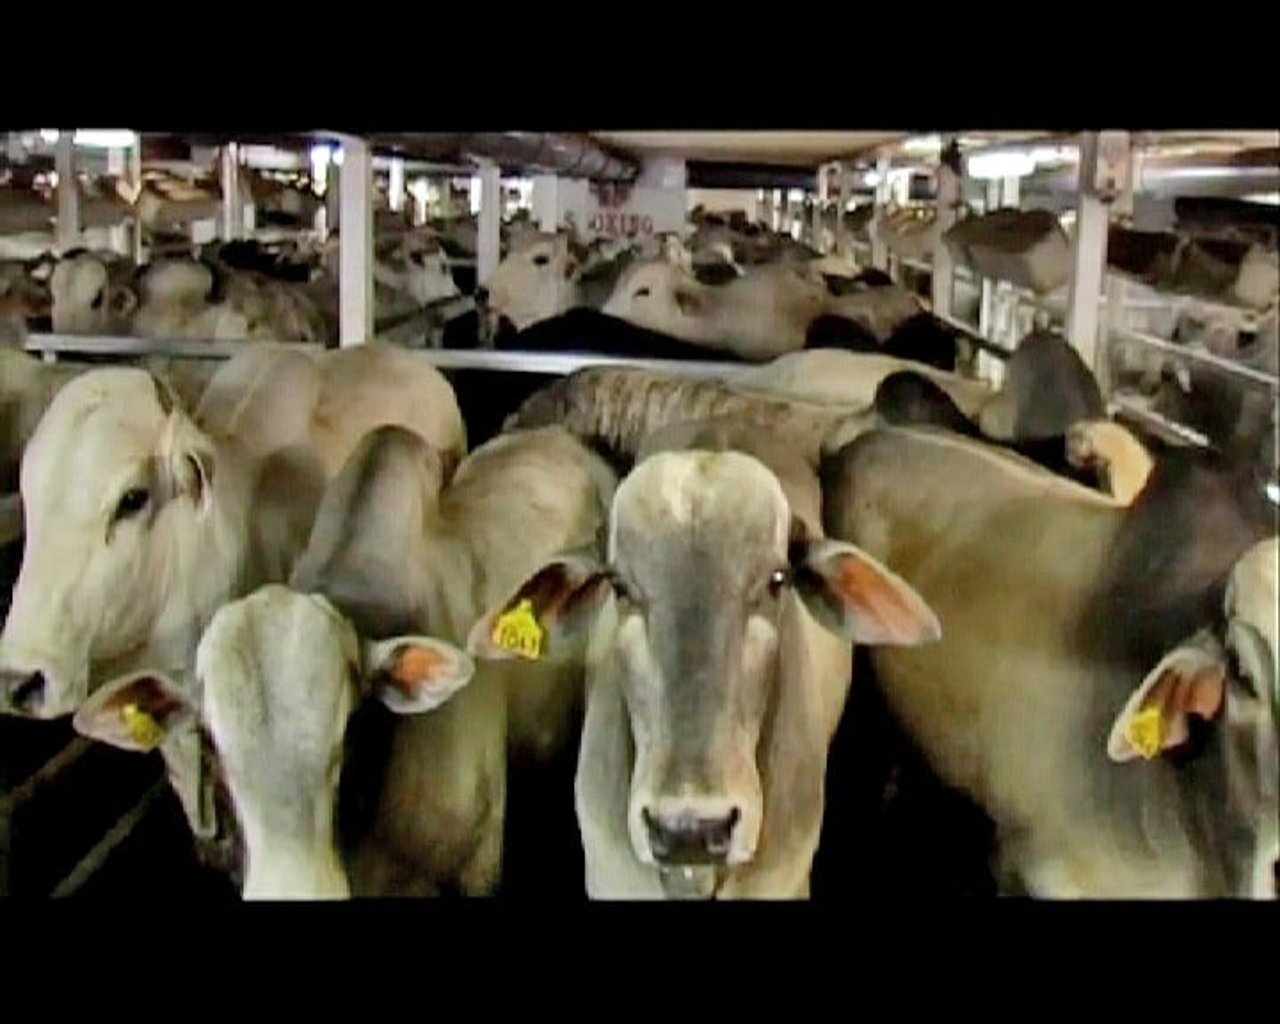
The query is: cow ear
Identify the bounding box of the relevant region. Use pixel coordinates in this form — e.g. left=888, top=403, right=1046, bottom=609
left=362, top=636, right=476, bottom=715
left=72, top=671, right=194, bottom=753
left=792, top=538, right=941, bottom=647
left=674, top=288, right=704, bottom=316
left=468, top=554, right=612, bottom=665
left=1107, top=631, right=1227, bottom=763
left=156, top=400, right=216, bottom=511
left=108, top=284, right=138, bottom=318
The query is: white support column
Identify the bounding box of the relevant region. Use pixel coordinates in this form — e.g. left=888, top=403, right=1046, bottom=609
left=978, top=178, right=1001, bottom=340
left=325, top=160, right=341, bottom=237
left=388, top=157, right=406, bottom=215
left=813, top=166, right=827, bottom=253
left=835, top=163, right=851, bottom=259
left=5, top=132, right=21, bottom=163
left=55, top=131, right=79, bottom=253
left=1098, top=134, right=1133, bottom=398
left=338, top=136, right=374, bottom=348
left=129, top=138, right=143, bottom=264
left=219, top=143, right=243, bottom=241
left=105, top=146, right=129, bottom=256
left=870, top=155, right=891, bottom=271
left=477, top=159, right=501, bottom=286
left=770, top=189, right=784, bottom=233
left=931, top=148, right=959, bottom=318
left=1066, top=131, right=1129, bottom=376
left=532, top=174, right=559, bottom=233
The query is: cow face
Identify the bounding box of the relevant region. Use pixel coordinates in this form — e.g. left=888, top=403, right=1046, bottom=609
left=484, top=232, right=580, bottom=333
left=601, top=260, right=708, bottom=336
left=0, top=369, right=217, bottom=718
left=50, top=253, right=137, bottom=334
left=71, top=585, right=475, bottom=899
left=1108, top=537, right=1279, bottom=897
left=471, top=450, right=939, bottom=878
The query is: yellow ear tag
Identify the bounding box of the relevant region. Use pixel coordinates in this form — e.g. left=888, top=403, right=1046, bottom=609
left=121, top=702, right=165, bottom=748
left=1125, top=706, right=1165, bottom=760
left=491, top=599, right=545, bottom=660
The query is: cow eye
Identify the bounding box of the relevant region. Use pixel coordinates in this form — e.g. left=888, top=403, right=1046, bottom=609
left=767, top=568, right=791, bottom=596
left=532, top=254, right=550, bottom=267
left=633, top=287, right=651, bottom=299
left=114, top=487, right=151, bottom=521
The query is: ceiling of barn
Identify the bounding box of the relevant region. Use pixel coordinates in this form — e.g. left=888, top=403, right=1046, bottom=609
left=588, top=132, right=906, bottom=167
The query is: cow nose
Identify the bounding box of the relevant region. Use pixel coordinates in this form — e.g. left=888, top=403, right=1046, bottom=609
left=643, top=805, right=741, bottom=865
left=3, top=669, right=48, bottom=716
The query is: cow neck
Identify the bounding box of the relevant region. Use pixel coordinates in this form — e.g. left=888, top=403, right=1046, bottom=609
left=241, top=832, right=349, bottom=901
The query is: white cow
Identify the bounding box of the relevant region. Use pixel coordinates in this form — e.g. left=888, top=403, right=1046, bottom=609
left=469, top=423, right=940, bottom=898
left=0, top=342, right=465, bottom=725
left=288, top=424, right=616, bottom=895
left=72, top=584, right=476, bottom=900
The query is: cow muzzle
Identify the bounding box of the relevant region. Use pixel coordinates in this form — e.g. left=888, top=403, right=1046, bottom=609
left=642, top=799, right=743, bottom=867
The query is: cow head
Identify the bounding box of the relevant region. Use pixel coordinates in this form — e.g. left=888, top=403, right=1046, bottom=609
left=1108, top=536, right=1279, bottom=897
left=0, top=368, right=220, bottom=718
left=470, top=450, right=939, bottom=882
left=484, top=232, right=581, bottom=333
left=50, top=252, right=138, bottom=333
left=601, top=259, right=711, bottom=337
left=71, top=585, right=475, bottom=899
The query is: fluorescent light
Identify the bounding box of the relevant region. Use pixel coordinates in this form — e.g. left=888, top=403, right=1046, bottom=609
left=1244, top=192, right=1280, bottom=205
left=1267, top=482, right=1280, bottom=506
left=864, top=171, right=881, bottom=188
left=967, top=152, right=1037, bottom=180
left=903, top=134, right=941, bottom=156
left=469, top=176, right=482, bottom=214
left=73, top=130, right=137, bottom=149
left=40, top=129, right=59, bottom=144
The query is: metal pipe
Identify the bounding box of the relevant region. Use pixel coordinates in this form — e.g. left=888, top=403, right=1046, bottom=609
left=50, top=780, right=168, bottom=898
left=1109, top=326, right=1280, bottom=388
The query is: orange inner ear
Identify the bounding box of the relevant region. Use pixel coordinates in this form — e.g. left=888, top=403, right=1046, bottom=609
left=393, top=645, right=448, bottom=686
left=837, top=556, right=919, bottom=635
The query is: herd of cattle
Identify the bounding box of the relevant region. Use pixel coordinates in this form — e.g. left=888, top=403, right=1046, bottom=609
left=0, top=206, right=1275, bottom=900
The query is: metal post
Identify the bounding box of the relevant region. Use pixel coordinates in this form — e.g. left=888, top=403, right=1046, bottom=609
left=389, top=157, right=405, bottom=215
left=326, top=160, right=341, bottom=237
left=129, top=137, right=143, bottom=264
left=931, top=145, right=959, bottom=318
left=105, top=146, right=129, bottom=256
left=477, top=159, right=501, bottom=285
left=532, top=174, right=559, bottom=233
left=338, top=135, right=373, bottom=348
left=55, top=131, right=79, bottom=253
left=219, top=143, right=242, bottom=241
left=978, top=179, right=1000, bottom=338
left=1099, top=136, right=1134, bottom=398
left=835, top=163, right=851, bottom=259
left=1066, top=131, right=1128, bottom=375
left=870, top=155, right=891, bottom=271
left=813, top=166, right=827, bottom=253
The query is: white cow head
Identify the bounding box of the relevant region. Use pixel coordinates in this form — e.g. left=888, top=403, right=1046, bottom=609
left=0, top=368, right=224, bottom=718
left=469, top=450, right=939, bottom=886
left=71, top=584, right=475, bottom=899
left=601, top=259, right=709, bottom=337
left=482, top=231, right=585, bottom=333
left=1107, top=536, right=1279, bottom=897
left=50, top=252, right=138, bottom=333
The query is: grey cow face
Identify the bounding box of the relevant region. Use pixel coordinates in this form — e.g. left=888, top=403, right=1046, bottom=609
left=607, top=453, right=792, bottom=873
left=470, top=449, right=940, bottom=894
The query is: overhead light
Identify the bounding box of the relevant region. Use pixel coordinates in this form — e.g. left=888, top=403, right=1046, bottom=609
left=967, top=152, right=1037, bottom=180
left=1267, top=481, right=1279, bottom=506
left=864, top=171, right=881, bottom=188
left=903, top=134, right=941, bottom=156
left=40, top=129, right=60, bottom=144
left=1244, top=192, right=1280, bottom=205
left=73, top=130, right=138, bottom=149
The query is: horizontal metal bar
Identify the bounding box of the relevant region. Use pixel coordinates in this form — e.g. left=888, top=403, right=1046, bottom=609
left=931, top=311, right=1015, bottom=360
left=0, top=738, right=95, bottom=817
left=23, top=333, right=752, bottom=379
left=1109, top=392, right=1212, bottom=448
left=50, top=780, right=168, bottom=898
left=1109, top=326, right=1279, bottom=388
left=26, top=335, right=316, bottom=360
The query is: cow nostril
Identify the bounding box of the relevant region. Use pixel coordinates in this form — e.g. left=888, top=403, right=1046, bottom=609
left=10, top=671, right=46, bottom=713
left=475, top=287, right=489, bottom=305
